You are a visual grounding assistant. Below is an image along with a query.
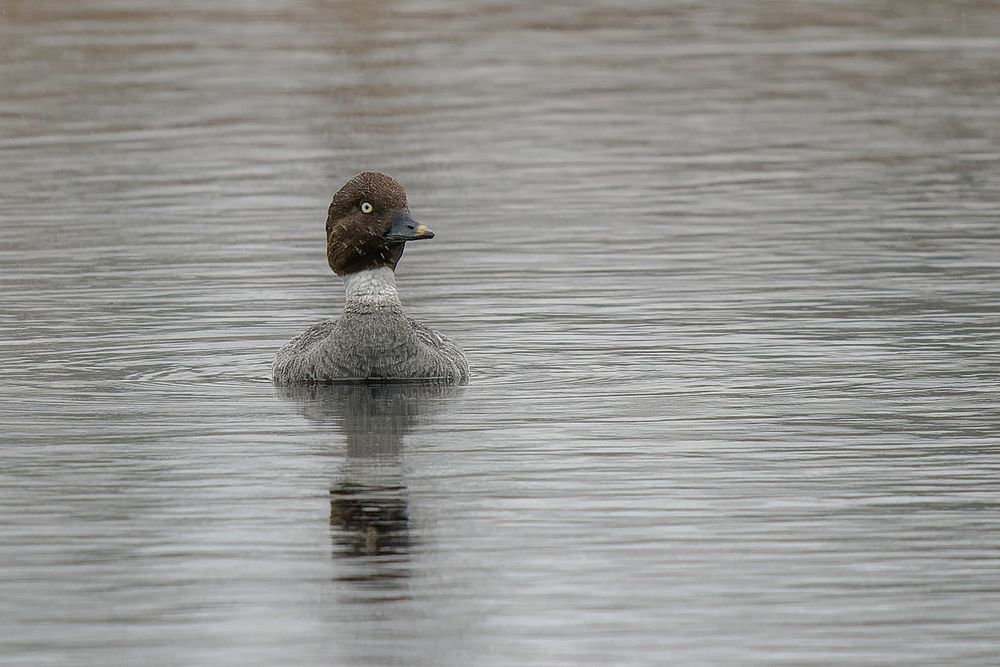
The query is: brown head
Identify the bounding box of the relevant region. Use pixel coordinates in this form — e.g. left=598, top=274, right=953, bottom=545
left=325, top=171, right=435, bottom=276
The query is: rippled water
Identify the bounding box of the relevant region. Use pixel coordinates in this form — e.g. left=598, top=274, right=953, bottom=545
left=2, top=1, right=1000, bottom=665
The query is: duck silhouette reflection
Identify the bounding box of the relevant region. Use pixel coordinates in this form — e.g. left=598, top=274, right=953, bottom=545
left=275, top=382, right=462, bottom=589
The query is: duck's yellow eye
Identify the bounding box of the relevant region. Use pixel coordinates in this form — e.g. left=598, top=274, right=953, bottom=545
left=360, top=201, right=374, bottom=214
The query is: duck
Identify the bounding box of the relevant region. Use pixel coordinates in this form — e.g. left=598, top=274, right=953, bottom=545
left=271, top=171, right=470, bottom=385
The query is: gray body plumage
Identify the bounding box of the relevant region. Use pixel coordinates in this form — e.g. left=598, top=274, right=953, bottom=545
left=272, top=267, right=469, bottom=384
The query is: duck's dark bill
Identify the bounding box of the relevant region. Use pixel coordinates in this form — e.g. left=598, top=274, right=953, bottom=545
left=385, top=210, right=435, bottom=242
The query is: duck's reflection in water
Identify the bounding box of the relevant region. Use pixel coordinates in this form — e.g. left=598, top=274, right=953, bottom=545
left=276, top=382, right=461, bottom=596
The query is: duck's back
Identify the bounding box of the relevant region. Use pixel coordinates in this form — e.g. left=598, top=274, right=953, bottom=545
left=272, top=307, right=469, bottom=384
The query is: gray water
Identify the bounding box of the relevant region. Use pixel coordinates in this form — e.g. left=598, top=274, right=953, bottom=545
left=2, top=1, right=1000, bottom=665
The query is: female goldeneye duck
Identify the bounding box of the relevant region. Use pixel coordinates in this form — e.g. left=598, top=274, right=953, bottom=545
left=272, top=171, right=470, bottom=385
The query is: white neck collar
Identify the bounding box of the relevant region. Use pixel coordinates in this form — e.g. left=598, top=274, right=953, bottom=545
left=343, top=266, right=401, bottom=306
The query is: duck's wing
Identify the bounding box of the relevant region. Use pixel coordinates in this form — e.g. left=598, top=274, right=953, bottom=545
left=408, top=318, right=471, bottom=384
left=271, top=318, right=339, bottom=383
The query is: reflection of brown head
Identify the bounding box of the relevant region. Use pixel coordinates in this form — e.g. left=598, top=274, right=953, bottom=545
left=330, top=481, right=410, bottom=559
left=325, top=171, right=435, bottom=276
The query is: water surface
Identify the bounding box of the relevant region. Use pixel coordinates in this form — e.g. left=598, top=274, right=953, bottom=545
left=2, top=1, right=1000, bottom=665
